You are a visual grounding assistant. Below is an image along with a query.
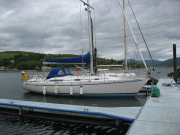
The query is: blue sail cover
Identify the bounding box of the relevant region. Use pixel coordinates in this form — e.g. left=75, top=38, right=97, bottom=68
left=46, top=53, right=90, bottom=63
left=46, top=67, right=73, bottom=79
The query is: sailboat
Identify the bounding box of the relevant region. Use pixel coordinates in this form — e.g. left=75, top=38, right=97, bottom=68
left=22, top=0, right=148, bottom=97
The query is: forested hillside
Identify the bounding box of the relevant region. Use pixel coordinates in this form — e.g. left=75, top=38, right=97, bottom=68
left=0, top=52, right=45, bottom=70
left=0, top=51, right=127, bottom=70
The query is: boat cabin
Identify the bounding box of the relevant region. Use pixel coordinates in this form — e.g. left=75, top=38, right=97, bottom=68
left=46, top=67, right=73, bottom=79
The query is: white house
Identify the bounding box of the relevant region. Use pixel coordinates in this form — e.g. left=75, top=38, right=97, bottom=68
left=0, top=66, right=5, bottom=70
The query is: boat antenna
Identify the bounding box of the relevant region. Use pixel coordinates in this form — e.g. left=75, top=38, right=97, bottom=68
left=117, top=0, right=148, bottom=71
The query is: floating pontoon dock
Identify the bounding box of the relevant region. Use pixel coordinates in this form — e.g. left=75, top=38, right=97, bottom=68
left=0, top=98, right=141, bottom=127
left=127, top=79, right=180, bottom=135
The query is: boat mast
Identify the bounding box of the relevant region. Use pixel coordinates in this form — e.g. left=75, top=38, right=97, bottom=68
left=123, top=0, right=127, bottom=70
left=87, top=0, right=94, bottom=75
left=118, top=0, right=148, bottom=70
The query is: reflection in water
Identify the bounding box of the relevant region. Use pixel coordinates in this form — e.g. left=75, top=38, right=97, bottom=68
left=23, top=92, right=145, bottom=107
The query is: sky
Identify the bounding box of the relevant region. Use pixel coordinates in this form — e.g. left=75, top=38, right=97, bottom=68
left=0, top=0, right=180, bottom=61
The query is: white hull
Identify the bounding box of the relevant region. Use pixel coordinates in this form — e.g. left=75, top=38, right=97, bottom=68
left=23, top=77, right=148, bottom=97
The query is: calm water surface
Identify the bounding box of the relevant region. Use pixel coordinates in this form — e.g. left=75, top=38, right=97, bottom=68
left=0, top=68, right=173, bottom=135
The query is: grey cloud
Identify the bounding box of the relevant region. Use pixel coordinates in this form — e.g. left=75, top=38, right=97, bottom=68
left=0, top=0, right=180, bottom=61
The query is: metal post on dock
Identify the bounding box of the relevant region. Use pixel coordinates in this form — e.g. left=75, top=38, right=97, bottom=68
left=116, top=119, right=120, bottom=127
left=173, top=44, right=177, bottom=83
left=150, top=82, right=154, bottom=97
left=146, top=88, right=148, bottom=97
left=19, top=107, right=22, bottom=115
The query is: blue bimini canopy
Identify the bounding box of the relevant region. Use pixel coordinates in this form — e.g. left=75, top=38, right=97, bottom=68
left=46, top=53, right=90, bottom=63
left=46, top=67, right=73, bottom=79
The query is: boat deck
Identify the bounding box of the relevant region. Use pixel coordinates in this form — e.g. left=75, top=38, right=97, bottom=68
left=127, top=79, right=180, bottom=135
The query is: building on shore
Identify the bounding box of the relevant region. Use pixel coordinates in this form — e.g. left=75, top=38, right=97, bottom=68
left=0, top=66, right=5, bottom=71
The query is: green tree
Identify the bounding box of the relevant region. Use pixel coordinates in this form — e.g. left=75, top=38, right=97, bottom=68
left=17, top=62, right=28, bottom=70
left=9, top=63, right=16, bottom=70
left=2, top=58, right=10, bottom=66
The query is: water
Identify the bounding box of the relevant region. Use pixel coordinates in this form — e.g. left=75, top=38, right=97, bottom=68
left=0, top=68, right=173, bottom=135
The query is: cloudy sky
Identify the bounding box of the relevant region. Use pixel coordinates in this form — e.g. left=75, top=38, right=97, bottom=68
left=0, top=0, right=180, bottom=61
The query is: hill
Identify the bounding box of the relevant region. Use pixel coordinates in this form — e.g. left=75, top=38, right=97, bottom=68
left=156, top=57, right=180, bottom=67
left=0, top=51, right=36, bottom=61
left=0, top=51, right=83, bottom=70
left=127, top=59, right=162, bottom=67
left=0, top=51, right=124, bottom=70
left=127, top=58, right=180, bottom=67
left=0, top=51, right=80, bottom=60
left=144, top=60, right=162, bottom=67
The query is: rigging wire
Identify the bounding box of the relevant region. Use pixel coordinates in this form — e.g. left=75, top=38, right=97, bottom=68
left=64, top=3, right=83, bottom=55
left=57, top=18, right=76, bottom=43
left=47, top=0, right=61, bottom=56
left=99, top=0, right=128, bottom=64
left=128, top=0, right=155, bottom=67
left=98, top=0, right=143, bottom=70
left=64, top=12, right=80, bottom=54
left=99, top=0, right=124, bottom=60
left=65, top=2, right=89, bottom=57
left=114, top=0, right=142, bottom=67
left=38, top=0, right=56, bottom=53
left=104, top=0, right=122, bottom=37
left=51, top=2, right=80, bottom=56
left=99, top=20, right=114, bottom=54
